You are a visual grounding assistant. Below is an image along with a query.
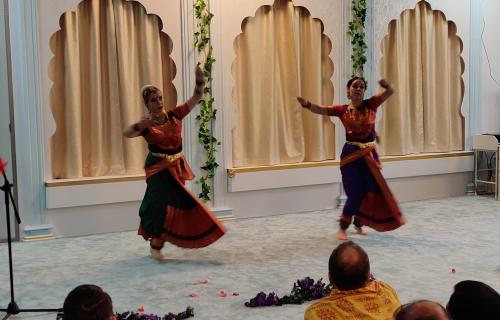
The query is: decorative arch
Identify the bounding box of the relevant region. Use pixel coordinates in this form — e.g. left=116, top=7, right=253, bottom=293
left=231, top=0, right=335, bottom=167
left=378, top=0, right=464, bottom=155
left=49, top=0, right=176, bottom=178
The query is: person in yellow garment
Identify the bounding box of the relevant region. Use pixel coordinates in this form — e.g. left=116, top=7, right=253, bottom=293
left=124, top=67, right=226, bottom=261
left=304, top=241, right=400, bottom=320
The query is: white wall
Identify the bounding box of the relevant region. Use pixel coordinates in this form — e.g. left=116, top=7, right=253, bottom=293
left=212, top=0, right=349, bottom=217
left=1, top=0, right=191, bottom=238
left=37, top=0, right=186, bottom=180
left=371, top=0, right=471, bottom=146
left=370, top=0, right=500, bottom=136
left=7, top=0, right=493, bottom=237
left=480, top=0, right=500, bottom=134
left=220, top=0, right=476, bottom=219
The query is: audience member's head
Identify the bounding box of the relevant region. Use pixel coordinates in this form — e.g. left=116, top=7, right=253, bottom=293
left=446, top=280, right=500, bottom=320
left=63, top=284, right=115, bottom=320
left=394, top=300, right=449, bottom=320
left=328, top=241, right=370, bottom=290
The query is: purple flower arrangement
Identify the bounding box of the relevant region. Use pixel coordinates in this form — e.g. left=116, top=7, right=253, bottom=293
left=244, top=277, right=333, bottom=307
left=56, top=306, right=194, bottom=320
left=115, top=307, right=194, bottom=320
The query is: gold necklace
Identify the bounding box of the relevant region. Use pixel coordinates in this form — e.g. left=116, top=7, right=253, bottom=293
left=150, top=111, right=166, bottom=125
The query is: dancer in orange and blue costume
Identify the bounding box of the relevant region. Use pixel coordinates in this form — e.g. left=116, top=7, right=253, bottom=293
left=124, top=67, right=226, bottom=261
left=298, top=77, right=405, bottom=240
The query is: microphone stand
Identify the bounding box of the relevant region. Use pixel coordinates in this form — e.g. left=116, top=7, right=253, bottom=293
left=0, top=170, right=62, bottom=319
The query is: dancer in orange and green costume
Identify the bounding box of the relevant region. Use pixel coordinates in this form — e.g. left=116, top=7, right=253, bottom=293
left=124, top=67, right=226, bottom=261
left=298, top=77, right=405, bottom=240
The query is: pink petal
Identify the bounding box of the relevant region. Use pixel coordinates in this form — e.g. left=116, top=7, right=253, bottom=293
left=219, top=290, right=227, bottom=297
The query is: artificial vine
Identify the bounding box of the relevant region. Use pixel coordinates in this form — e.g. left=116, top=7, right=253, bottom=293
left=194, top=0, right=219, bottom=202
left=347, top=0, right=367, bottom=77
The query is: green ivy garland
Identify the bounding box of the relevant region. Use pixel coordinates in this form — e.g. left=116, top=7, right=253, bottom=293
left=194, top=0, right=219, bottom=202
left=347, top=0, right=367, bottom=77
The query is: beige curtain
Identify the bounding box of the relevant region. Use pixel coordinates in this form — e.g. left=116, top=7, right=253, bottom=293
left=232, top=0, right=335, bottom=167
left=378, top=1, right=464, bottom=155
left=49, top=0, right=176, bottom=178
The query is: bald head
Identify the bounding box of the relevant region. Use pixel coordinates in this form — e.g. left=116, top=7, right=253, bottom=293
left=328, top=241, right=370, bottom=291
left=394, top=300, right=450, bottom=320
left=340, top=246, right=362, bottom=264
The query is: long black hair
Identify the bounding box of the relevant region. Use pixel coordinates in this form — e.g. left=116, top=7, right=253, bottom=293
left=347, top=76, right=366, bottom=89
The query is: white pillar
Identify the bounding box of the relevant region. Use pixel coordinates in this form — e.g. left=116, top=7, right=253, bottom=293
left=8, top=0, right=52, bottom=239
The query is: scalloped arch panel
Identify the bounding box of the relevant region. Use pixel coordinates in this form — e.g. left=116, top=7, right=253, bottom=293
left=378, top=0, right=464, bottom=156
left=231, top=0, right=335, bottom=167
left=48, top=0, right=177, bottom=178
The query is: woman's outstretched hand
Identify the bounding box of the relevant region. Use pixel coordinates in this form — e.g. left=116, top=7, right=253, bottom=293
left=185, top=66, right=206, bottom=109
left=194, top=66, right=205, bottom=96
left=378, top=79, right=390, bottom=89
left=376, top=78, right=394, bottom=102
left=297, top=96, right=311, bottom=109
left=123, top=119, right=157, bottom=138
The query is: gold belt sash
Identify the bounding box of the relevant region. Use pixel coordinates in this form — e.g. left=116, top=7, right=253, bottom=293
left=345, top=141, right=376, bottom=149
left=151, top=151, right=183, bottom=162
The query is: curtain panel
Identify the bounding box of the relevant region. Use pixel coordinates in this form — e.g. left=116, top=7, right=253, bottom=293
left=231, top=0, right=335, bottom=167
left=378, top=1, right=464, bottom=156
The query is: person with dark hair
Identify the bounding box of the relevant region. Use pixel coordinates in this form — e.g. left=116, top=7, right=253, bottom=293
left=124, top=67, right=226, bottom=261
left=62, top=284, right=115, bottom=320
left=394, top=300, right=450, bottom=320
left=304, top=241, right=400, bottom=319
left=298, top=78, right=405, bottom=240
left=446, top=280, right=500, bottom=320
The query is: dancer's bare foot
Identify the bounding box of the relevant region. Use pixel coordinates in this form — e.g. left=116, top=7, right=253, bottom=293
left=150, top=248, right=165, bottom=261
left=355, top=226, right=367, bottom=236
left=337, top=229, right=348, bottom=240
